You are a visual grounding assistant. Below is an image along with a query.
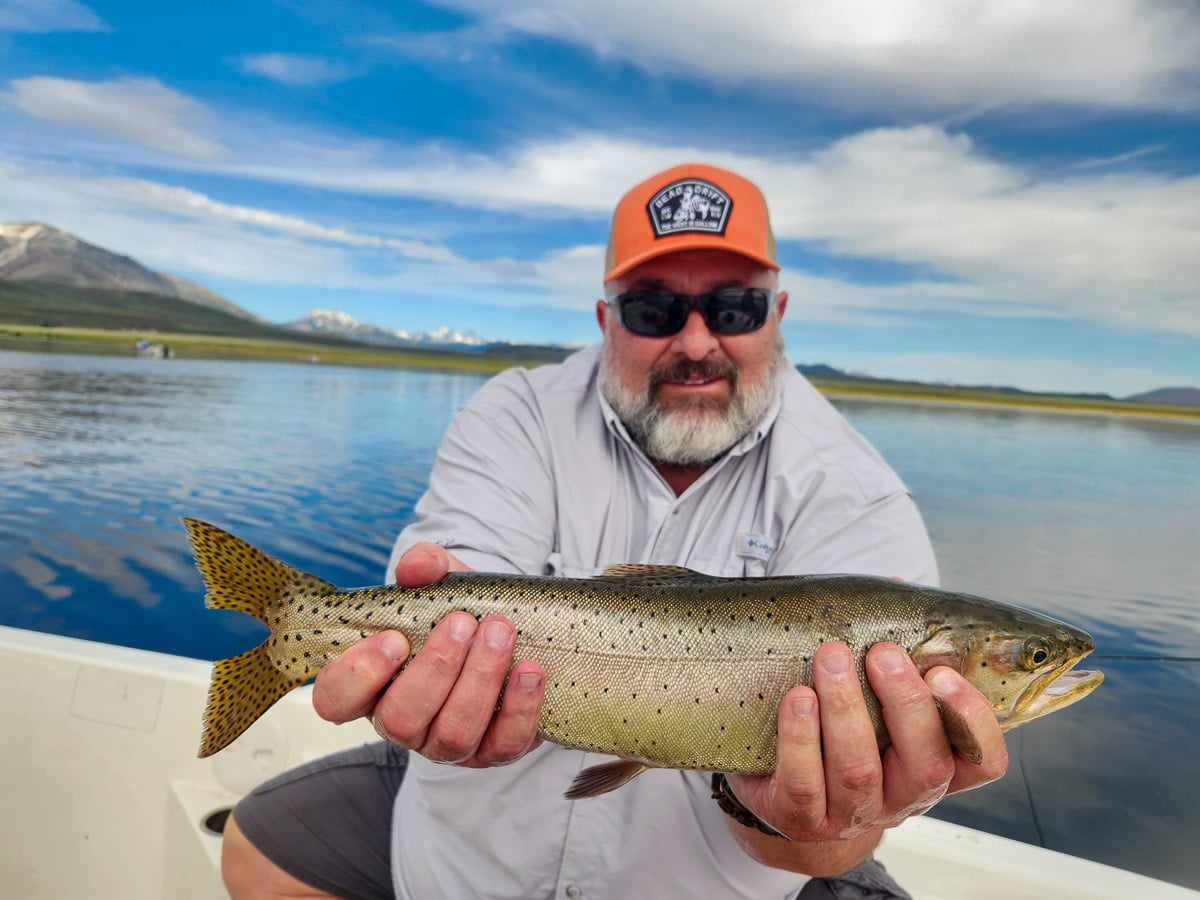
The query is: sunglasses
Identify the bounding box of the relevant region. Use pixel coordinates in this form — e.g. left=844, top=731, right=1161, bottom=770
left=607, top=287, right=775, bottom=338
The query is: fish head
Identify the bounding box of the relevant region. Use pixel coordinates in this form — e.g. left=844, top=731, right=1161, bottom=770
left=911, top=596, right=1104, bottom=731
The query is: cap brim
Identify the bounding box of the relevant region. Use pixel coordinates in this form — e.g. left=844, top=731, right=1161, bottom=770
left=604, top=237, right=780, bottom=283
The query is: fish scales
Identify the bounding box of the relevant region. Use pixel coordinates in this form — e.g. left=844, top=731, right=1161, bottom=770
left=184, top=519, right=1103, bottom=795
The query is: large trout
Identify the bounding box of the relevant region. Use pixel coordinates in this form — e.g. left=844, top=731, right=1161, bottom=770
left=184, top=518, right=1102, bottom=798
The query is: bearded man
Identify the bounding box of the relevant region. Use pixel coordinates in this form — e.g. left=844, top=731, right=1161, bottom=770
left=221, top=163, right=1008, bottom=900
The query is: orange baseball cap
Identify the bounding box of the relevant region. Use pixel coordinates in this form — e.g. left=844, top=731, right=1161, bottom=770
left=604, top=163, right=778, bottom=283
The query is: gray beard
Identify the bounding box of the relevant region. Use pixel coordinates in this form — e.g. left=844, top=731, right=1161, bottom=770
left=599, top=333, right=786, bottom=467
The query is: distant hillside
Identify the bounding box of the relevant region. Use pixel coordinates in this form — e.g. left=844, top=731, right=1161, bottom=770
left=1127, top=387, right=1200, bottom=407
left=0, top=222, right=258, bottom=321
left=798, top=363, right=1197, bottom=410
left=0, top=278, right=346, bottom=342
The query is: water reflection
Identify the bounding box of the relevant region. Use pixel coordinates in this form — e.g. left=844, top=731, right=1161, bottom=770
left=834, top=397, right=1200, bottom=887
left=2, top=353, right=1198, bottom=887
left=0, top=351, right=487, bottom=659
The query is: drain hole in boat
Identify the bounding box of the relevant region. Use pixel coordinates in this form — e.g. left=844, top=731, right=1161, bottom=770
left=203, top=807, right=232, bottom=835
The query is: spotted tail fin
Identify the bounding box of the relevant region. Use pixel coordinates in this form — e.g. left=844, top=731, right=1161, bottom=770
left=181, top=517, right=337, bottom=757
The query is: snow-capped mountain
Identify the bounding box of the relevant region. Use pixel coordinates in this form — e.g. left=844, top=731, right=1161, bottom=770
left=285, top=309, right=490, bottom=349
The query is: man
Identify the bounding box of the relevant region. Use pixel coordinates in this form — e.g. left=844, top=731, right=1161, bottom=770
left=222, top=163, right=1008, bottom=899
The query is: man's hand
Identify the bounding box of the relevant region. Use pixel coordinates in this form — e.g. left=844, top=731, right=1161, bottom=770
left=311, top=542, right=546, bottom=767
left=725, top=642, right=1007, bottom=871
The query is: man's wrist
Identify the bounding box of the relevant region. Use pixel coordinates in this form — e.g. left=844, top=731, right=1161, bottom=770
left=710, top=773, right=790, bottom=840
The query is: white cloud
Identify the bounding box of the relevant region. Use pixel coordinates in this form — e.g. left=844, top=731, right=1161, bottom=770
left=2, top=68, right=1197, bottom=346
left=239, top=54, right=353, bottom=87
left=9, top=77, right=224, bottom=162
left=0, top=0, right=105, bottom=32
left=744, top=127, right=1200, bottom=336
left=93, top=178, right=460, bottom=263
left=430, top=0, right=1200, bottom=111
left=215, top=127, right=1200, bottom=336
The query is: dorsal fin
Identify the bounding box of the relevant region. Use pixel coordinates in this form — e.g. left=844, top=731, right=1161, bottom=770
left=594, top=564, right=718, bottom=586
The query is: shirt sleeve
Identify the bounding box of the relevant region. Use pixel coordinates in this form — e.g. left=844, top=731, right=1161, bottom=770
left=386, top=371, right=558, bottom=581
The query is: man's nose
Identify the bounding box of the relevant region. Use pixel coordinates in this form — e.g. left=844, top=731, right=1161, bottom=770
left=669, top=309, right=720, bottom=359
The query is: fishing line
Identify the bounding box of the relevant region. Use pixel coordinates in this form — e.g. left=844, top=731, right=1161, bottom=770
left=1014, top=729, right=1047, bottom=848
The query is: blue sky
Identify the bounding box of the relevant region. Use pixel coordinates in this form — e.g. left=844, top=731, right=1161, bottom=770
left=2, top=0, right=1198, bottom=396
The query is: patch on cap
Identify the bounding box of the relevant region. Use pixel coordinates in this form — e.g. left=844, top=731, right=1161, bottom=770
left=646, top=178, right=732, bottom=239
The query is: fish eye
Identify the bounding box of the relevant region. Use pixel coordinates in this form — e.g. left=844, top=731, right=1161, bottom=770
left=1021, top=637, right=1052, bottom=669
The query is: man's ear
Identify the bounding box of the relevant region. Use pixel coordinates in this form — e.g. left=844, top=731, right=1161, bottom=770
left=596, top=299, right=610, bottom=334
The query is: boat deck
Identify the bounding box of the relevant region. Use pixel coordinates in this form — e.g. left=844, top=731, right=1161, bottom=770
left=1, top=624, right=1194, bottom=899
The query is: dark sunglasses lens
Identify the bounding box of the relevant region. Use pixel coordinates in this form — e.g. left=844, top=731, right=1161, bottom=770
left=703, top=288, right=770, bottom=334
left=618, top=292, right=688, bottom=336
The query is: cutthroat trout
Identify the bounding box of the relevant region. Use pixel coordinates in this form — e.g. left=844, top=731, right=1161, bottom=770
left=184, top=518, right=1102, bottom=797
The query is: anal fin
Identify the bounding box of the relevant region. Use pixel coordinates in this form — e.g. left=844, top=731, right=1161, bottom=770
left=564, top=759, right=651, bottom=799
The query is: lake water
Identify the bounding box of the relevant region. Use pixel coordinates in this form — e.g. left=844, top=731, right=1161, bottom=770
left=2, top=348, right=1198, bottom=888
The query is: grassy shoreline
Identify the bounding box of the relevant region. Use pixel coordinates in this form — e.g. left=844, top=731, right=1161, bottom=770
left=0, top=324, right=541, bottom=374
left=3, top=323, right=1198, bottom=422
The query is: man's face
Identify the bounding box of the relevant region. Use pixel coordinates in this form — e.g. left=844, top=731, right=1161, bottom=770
left=596, top=249, right=789, bottom=466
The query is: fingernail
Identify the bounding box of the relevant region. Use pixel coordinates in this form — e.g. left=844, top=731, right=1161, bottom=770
left=484, top=619, right=513, bottom=650
left=930, top=668, right=960, bottom=696
left=791, top=695, right=815, bottom=717
left=875, top=646, right=908, bottom=674
left=380, top=631, right=409, bottom=661
left=517, top=672, right=542, bottom=691
left=447, top=614, right=477, bottom=643
left=821, top=649, right=852, bottom=675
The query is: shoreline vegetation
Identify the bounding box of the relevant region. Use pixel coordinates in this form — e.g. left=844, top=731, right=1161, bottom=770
left=2, top=323, right=1198, bottom=423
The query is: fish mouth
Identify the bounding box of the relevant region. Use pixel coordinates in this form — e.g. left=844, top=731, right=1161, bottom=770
left=1004, top=662, right=1105, bottom=730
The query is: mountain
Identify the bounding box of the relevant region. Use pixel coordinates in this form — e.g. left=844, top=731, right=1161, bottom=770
left=1126, top=387, right=1200, bottom=407
left=0, top=222, right=258, bottom=321
left=286, top=309, right=490, bottom=350
left=799, top=363, right=1199, bottom=408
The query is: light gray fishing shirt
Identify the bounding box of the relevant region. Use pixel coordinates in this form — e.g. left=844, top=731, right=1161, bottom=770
left=388, top=343, right=938, bottom=900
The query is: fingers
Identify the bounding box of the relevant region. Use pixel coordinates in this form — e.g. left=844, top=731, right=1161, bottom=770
left=394, top=542, right=468, bottom=587
left=733, top=643, right=888, bottom=842
left=371, top=613, right=544, bottom=766
left=763, top=686, right=823, bottom=834
left=317, top=544, right=543, bottom=768
left=865, top=644, right=956, bottom=819
left=312, top=630, right=410, bottom=724
left=925, top=666, right=1009, bottom=794
left=468, top=661, right=546, bottom=767
left=733, top=641, right=1004, bottom=845
left=810, top=643, right=884, bottom=833
left=371, top=611, right=487, bottom=756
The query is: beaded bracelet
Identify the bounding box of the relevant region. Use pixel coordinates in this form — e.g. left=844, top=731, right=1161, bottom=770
left=710, top=773, right=791, bottom=840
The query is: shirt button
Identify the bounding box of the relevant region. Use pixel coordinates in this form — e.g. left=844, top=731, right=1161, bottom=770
left=564, top=886, right=583, bottom=899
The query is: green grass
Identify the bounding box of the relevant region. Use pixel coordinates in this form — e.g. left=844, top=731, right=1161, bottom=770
left=0, top=279, right=569, bottom=372
left=1, top=279, right=1195, bottom=419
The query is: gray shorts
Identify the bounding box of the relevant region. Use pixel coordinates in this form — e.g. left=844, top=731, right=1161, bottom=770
left=231, top=741, right=408, bottom=900
left=232, top=741, right=909, bottom=900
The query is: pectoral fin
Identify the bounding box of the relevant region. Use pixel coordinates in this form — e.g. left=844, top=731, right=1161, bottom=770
left=564, top=759, right=651, bottom=799
left=935, top=698, right=985, bottom=766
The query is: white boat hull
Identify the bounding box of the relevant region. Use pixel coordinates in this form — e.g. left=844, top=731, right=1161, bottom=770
left=1, top=624, right=1194, bottom=899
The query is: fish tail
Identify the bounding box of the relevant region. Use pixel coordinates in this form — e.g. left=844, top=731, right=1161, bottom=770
left=181, top=517, right=336, bottom=621
left=181, top=517, right=336, bottom=757
left=199, top=641, right=309, bottom=757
